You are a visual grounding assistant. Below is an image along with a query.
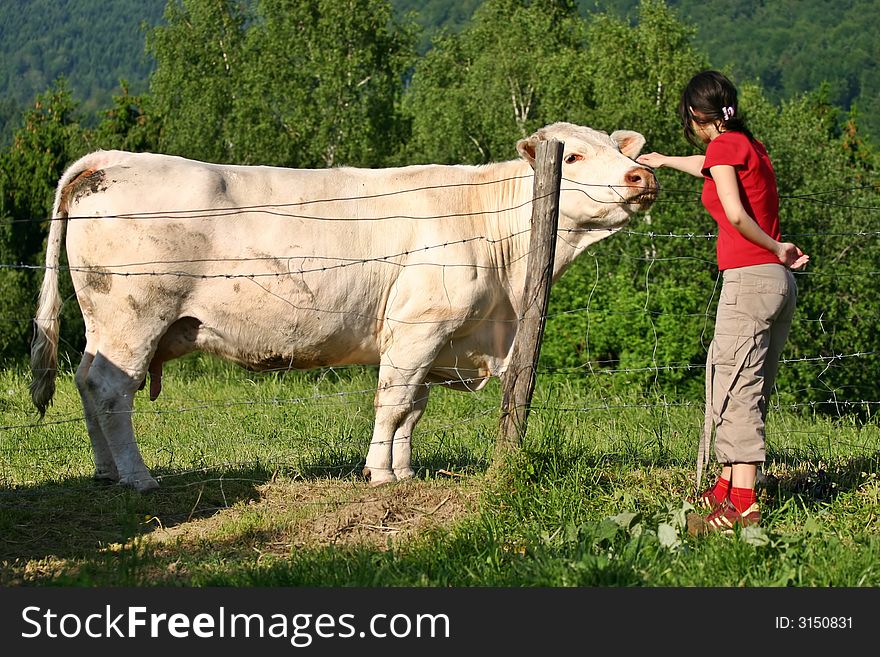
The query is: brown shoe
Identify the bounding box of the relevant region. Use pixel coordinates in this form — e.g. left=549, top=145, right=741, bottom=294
left=687, top=498, right=761, bottom=536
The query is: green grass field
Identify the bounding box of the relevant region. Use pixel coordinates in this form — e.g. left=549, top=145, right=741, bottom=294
left=1, top=357, right=878, bottom=587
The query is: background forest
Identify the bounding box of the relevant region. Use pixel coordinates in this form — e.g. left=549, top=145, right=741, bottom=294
left=2, top=0, right=878, bottom=145
left=0, top=0, right=877, bottom=413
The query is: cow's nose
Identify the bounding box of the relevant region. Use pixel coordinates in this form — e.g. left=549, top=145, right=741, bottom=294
left=625, top=166, right=656, bottom=189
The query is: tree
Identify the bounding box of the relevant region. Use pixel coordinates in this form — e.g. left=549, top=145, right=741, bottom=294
left=391, top=0, right=482, bottom=53
left=403, top=0, right=591, bottom=164
left=88, top=81, right=160, bottom=153
left=146, top=0, right=415, bottom=168
left=146, top=0, right=248, bottom=163
left=754, top=89, right=880, bottom=412
left=541, top=0, right=713, bottom=397
left=231, top=0, right=417, bottom=168
left=0, top=80, right=86, bottom=364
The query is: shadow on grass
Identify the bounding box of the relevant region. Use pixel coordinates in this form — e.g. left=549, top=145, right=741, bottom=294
left=0, top=463, right=272, bottom=566
left=294, top=448, right=491, bottom=482
left=760, top=449, right=880, bottom=508
left=0, top=445, right=491, bottom=583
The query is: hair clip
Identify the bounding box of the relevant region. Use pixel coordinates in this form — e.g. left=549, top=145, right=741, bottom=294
left=722, top=106, right=735, bottom=121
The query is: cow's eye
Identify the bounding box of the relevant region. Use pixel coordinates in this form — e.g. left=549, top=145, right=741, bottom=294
left=564, top=154, right=582, bottom=164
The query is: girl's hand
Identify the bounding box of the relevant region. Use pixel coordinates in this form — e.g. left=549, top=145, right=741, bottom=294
left=777, top=242, right=810, bottom=270
left=636, top=152, right=666, bottom=169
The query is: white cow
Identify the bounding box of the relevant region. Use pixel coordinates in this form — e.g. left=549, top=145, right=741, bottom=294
left=30, top=122, right=656, bottom=491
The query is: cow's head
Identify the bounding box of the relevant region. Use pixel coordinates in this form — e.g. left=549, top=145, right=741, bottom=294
left=517, top=122, right=658, bottom=233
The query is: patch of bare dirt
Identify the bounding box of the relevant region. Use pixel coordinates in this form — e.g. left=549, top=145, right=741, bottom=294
left=147, top=476, right=480, bottom=554
left=304, top=480, right=476, bottom=550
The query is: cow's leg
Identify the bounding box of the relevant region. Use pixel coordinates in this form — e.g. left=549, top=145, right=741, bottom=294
left=74, top=347, right=119, bottom=482
left=390, top=386, right=430, bottom=481
left=364, top=344, right=439, bottom=486
left=83, top=351, right=158, bottom=492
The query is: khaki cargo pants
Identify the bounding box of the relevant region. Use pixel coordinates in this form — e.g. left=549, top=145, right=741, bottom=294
left=697, top=263, right=797, bottom=487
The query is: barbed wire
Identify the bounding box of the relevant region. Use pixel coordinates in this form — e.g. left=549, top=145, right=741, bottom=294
left=0, top=174, right=877, bottom=490
left=1, top=348, right=876, bottom=438
left=0, top=230, right=878, bottom=282
left=0, top=178, right=876, bottom=227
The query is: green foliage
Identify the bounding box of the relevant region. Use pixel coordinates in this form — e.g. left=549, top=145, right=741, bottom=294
left=0, top=81, right=87, bottom=364
left=231, top=0, right=417, bottom=168
left=754, top=89, right=880, bottom=410
left=0, top=98, right=23, bottom=149
left=541, top=0, right=714, bottom=398
left=146, top=0, right=416, bottom=167
left=88, top=82, right=160, bottom=153
left=588, top=0, right=880, bottom=148
left=390, top=0, right=482, bottom=52
left=403, top=0, right=592, bottom=164
left=0, top=0, right=164, bottom=129
left=146, top=0, right=248, bottom=163
left=2, top=0, right=879, bottom=147
left=583, top=0, right=707, bottom=150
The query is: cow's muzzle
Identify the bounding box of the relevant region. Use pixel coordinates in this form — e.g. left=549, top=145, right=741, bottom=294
left=624, top=166, right=659, bottom=208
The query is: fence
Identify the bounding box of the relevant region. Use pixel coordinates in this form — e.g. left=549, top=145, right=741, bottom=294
left=0, top=147, right=878, bottom=493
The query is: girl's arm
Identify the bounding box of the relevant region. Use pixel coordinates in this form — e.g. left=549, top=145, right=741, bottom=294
left=711, top=164, right=810, bottom=270
left=636, top=152, right=705, bottom=178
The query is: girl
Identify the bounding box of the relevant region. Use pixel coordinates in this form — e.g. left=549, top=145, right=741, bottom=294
left=637, top=70, right=809, bottom=533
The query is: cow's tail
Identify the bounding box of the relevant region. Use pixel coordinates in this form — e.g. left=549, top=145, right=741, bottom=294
left=29, top=156, right=90, bottom=416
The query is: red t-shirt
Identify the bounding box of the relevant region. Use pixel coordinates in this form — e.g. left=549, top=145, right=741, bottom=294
left=701, top=131, right=782, bottom=270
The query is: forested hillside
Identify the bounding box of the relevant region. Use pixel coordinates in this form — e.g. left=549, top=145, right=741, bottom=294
left=1, top=0, right=877, bottom=142
left=0, top=0, right=165, bottom=141
left=600, top=0, right=880, bottom=144
left=393, top=0, right=880, bottom=143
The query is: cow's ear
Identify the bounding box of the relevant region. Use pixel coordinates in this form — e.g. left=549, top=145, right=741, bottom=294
left=516, top=134, right=539, bottom=169
left=611, top=130, right=646, bottom=159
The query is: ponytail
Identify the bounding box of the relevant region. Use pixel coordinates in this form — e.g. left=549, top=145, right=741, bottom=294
left=678, top=70, right=754, bottom=148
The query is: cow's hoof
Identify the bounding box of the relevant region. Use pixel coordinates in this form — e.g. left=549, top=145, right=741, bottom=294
left=93, top=467, right=120, bottom=483
left=394, top=467, right=415, bottom=481
left=119, top=473, right=160, bottom=493
left=364, top=467, right=397, bottom=487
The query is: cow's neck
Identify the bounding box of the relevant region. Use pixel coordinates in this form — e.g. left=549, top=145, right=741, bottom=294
left=476, top=160, right=603, bottom=301
left=472, top=161, right=533, bottom=290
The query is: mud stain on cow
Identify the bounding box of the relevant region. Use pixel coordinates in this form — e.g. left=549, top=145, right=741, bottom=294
left=287, top=278, right=316, bottom=304
left=238, top=350, right=331, bottom=372
left=84, top=264, right=112, bottom=294
left=140, top=284, right=186, bottom=316
left=146, top=225, right=209, bottom=250
left=245, top=253, right=317, bottom=304
left=64, top=169, right=109, bottom=209
left=251, top=251, right=289, bottom=275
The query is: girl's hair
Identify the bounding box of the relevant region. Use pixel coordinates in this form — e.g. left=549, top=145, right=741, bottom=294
left=677, top=70, right=753, bottom=147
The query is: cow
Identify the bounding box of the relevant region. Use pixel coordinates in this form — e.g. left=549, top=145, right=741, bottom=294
left=30, top=122, right=657, bottom=492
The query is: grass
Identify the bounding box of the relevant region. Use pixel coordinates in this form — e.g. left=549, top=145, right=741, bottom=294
left=1, top=357, right=878, bottom=587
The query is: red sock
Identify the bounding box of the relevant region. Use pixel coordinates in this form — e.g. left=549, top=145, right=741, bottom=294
left=730, top=486, right=757, bottom=513
left=711, top=476, right=730, bottom=501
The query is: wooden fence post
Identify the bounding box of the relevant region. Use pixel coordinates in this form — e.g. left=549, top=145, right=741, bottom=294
left=496, top=138, right=563, bottom=459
